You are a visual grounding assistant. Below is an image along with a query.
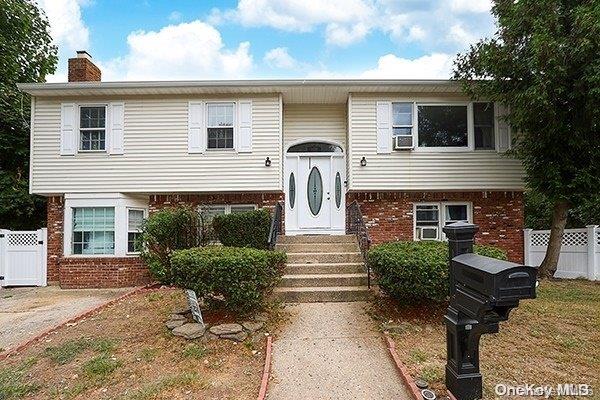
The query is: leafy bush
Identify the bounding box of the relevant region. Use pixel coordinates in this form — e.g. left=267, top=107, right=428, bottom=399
left=212, top=209, right=272, bottom=249
left=141, top=206, right=212, bottom=284
left=170, top=246, right=286, bottom=314
left=368, top=241, right=507, bottom=303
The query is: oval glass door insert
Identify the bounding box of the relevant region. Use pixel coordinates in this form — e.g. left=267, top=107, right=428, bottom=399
left=335, top=172, right=342, bottom=209
left=307, top=167, right=323, bottom=216
left=289, top=172, right=296, bottom=209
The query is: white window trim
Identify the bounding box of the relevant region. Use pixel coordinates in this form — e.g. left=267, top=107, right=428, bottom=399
left=63, top=194, right=148, bottom=258
left=126, top=207, right=147, bottom=255
left=414, top=102, right=473, bottom=153
left=413, top=201, right=472, bottom=241
left=78, top=104, right=108, bottom=153
left=205, top=101, right=236, bottom=152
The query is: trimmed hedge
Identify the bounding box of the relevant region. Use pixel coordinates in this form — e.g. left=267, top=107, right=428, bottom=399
left=170, top=246, right=286, bottom=314
left=212, top=209, right=271, bottom=249
left=368, top=241, right=507, bottom=303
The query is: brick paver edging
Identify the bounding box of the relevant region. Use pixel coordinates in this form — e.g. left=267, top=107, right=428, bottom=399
left=383, top=333, right=459, bottom=400
left=383, top=333, right=423, bottom=399
left=0, top=283, right=158, bottom=361
left=257, top=335, right=273, bottom=400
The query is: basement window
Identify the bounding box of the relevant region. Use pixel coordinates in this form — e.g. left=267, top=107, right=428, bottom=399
left=414, top=202, right=471, bottom=241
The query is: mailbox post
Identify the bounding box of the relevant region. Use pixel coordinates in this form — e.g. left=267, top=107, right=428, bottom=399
left=443, top=222, right=538, bottom=400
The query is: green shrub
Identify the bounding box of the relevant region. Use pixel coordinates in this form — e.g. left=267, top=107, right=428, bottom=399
left=212, top=209, right=271, bottom=249
left=141, top=206, right=212, bottom=284
left=170, top=246, right=286, bottom=314
left=368, top=241, right=507, bottom=303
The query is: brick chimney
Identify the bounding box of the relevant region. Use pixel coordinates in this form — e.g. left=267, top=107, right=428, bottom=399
left=68, top=51, right=101, bottom=82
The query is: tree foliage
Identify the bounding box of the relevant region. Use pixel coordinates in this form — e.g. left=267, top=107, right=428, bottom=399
left=0, top=0, right=57, bottom=229
left=453, top=0, right=600, bottom=275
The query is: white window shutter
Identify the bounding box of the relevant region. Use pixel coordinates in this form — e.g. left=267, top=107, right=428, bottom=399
left=109, top=102, right=124, bottom=155
left=237, top=100, right=252, bottom=153
left=60, top=103, right=77, bottom=155
left=376, top=101, right=392, bottom=154
left=188, top=101, right=205, bottom=153
left=496, top=103, right=511, bottom=152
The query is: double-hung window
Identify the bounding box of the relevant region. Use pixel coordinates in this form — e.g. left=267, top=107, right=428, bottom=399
left=72, top=207, right=115, bottom=254
left=127, top=209, right=145, bottom=253
left=392, top=102, right=413, bottom=138
left=207, top=102, right=234, bottom=150
left=414, top=203, right=471, bottom=241
left=79, top=106, right=106, bottom=151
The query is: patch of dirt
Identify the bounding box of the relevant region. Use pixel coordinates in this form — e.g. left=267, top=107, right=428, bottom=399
left=1, top=288, right=278, bottom=400
left=370, top=280, right=600, bottom=399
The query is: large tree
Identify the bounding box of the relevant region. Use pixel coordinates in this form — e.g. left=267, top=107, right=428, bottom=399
left=453, top=0, right=600, bottom=277
left=0, top=0, right=57, bottom=229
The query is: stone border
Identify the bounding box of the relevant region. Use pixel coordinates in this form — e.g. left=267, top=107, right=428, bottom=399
left=383, top=333, right=423, bottom=400
left=257, top=336, right=273, bottom=400
left=0, top=283, right=158, bottom=361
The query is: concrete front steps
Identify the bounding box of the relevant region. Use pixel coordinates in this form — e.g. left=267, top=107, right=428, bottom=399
left=273, top=234, right=370, bottom=302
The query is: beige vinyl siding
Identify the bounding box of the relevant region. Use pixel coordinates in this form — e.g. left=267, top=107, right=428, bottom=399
left=348, top=94, right=525, bottom=191
left=283, top=104, right=347, bottom=149
left=31, top=94, right=281, bottom=194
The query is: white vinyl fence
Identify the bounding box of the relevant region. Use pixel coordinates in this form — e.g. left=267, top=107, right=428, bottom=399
left=524, top=225, right=599, bottom=281
left=0, top=229, right=47, bottom=287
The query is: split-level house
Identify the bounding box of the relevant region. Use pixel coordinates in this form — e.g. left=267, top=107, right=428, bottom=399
left=18, top=51, right=524, bottom=290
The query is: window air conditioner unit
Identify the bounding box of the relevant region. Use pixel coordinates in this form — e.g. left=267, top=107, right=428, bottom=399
left=394, top=135, right=414, bottom=150
left=418, top=226, right=438, bottom=240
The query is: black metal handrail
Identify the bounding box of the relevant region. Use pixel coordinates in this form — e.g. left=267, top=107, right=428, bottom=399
left=346, top=200, right=372, bottom=288
left=268, top=201, right=284, bottom=249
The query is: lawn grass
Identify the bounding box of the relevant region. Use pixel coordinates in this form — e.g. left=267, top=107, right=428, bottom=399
left=0, top=289, right=270, bottom=399
left=373, top=279, right=600, bottom=399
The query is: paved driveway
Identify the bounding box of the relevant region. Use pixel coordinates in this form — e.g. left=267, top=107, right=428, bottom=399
left=0, top=286, right=131, bottom=352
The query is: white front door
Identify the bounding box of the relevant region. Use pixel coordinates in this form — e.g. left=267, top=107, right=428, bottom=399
left=285, top=152, right=346, bottom=235
left=298, top=156, right=331, bottom=229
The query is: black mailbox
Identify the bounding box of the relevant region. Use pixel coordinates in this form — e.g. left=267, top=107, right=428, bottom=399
left=443, top=222, right=537, bottom=400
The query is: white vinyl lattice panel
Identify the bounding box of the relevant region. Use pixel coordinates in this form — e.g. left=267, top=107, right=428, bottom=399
left=597, top=230, right=600, bottom=246
left=7, top=232, right=38, bottom=247
left=530, top=230, right=588, bottom=247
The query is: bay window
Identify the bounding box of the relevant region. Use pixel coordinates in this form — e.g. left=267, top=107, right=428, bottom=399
left=127, top=209, right=145, bottom=253
left=414, top=202, right=471, bottom=241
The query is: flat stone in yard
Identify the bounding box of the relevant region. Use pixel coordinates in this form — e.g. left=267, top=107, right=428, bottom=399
left=169, top=313, right=187, bottom=321
left=172, top=306, right=191, bottom=315
left=165, top=320, right=185, bottom=329
left=209, top=323, right=243, bottom=336
left=172, top=323, right=206, bottom=339
left=242, top=321, right=264, bottom=332
left=221, top=331, right=248, bottom=342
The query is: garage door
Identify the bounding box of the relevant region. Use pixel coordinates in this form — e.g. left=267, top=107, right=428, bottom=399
left=0, top=229, right=47, bottom=287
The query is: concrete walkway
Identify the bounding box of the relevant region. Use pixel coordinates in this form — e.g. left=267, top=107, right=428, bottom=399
left=267, top=302, right=410, bottom=400
left=0, top=286, right=131, bottom=351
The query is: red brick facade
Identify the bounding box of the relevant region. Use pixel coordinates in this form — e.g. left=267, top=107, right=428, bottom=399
left=46, top=192, right=284, bottom=288
left=347, top=191, right=524, bottom=263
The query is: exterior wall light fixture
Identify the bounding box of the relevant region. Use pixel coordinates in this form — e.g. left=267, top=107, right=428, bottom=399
left=360, top=157, right=367, bottom=167
left=265, top=157, right=272, bottom=167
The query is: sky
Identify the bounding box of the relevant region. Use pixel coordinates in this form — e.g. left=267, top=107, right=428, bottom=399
left=37, top=0, right=497, bottom=82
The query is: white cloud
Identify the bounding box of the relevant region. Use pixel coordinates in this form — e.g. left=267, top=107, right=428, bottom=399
left=407, top=25, right=426, bottom=41
left=310, top=53, right=454, bottom=79
left=168, top=11, right=183, bottom=22
left=450, top=0, right=492, bottom=13
left=325, top=22, right=369, bottom=46
left=264, top=47, right=297, bottom=69
left=448, top=24, right=477, bottom=47
left=38, top=0, right=90, bottom=82
left=101, top=21, right=253, bottom=81
left=360, top=53, right=454, bottom=79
